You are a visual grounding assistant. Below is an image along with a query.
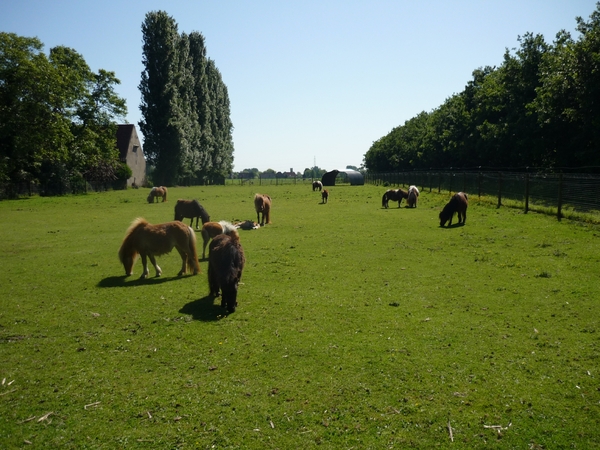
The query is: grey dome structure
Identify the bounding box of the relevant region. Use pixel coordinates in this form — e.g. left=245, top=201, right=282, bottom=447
left=321, top=170, right=364, bottom=186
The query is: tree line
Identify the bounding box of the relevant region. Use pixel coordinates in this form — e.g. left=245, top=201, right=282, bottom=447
left=0, top=33, right=128, bottom=196
left=139, top=11, right=234, bottom=187
left=364, top=3, right=600, bottom=173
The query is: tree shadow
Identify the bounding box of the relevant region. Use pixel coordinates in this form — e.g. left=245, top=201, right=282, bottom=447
left=97, top=275, right=188, bottom=288
left=179, top=295, right=226, bottom=322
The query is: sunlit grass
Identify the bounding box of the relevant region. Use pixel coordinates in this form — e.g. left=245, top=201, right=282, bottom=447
left=0, top=184, right=599, bottom=448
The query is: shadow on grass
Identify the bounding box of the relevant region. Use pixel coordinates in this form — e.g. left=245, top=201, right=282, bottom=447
left=97, top=275, right=188, bottom=288
left=439, top=222, right=466, bottom=229
left=179, top=295, right=225, bottom=322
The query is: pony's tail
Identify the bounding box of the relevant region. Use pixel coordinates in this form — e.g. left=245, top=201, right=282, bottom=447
left=187, top=226, right=200, bottom=274
left=382, top=192, right=387, bottom=207
left=163, top=187, right=168, bottom=202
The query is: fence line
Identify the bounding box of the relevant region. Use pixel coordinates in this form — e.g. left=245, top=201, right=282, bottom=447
left=366, top=171, right=600, bottom=220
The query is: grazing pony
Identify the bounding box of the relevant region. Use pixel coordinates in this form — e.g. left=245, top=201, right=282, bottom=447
left=381, top=188, right=408, bottom=208
left=321, top=189, right=329, bottom=203
left=200, top=220, right=238, bottom=259
left=174, top=199, right=210, bottom=229
left=254, top=193, right=272, bottom=225
left=407, top=185, right=420, bottom=208
left=439, top=192, right=468, bottom=227
left=208, top=229, right=245, bottom=314
left=118, top=218, right=200, bottom=279
left=312, top=180, right=323, bottom=191
left=147, top=186, right=168, bottom=203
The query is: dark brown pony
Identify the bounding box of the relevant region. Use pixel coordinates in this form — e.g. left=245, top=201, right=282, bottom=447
left=312, top=180, right=323, bottom=191
left=200, top=220, right=238, bottom=259
left=382, top=188, right=408, bottom=208
left=439, top=192, right=468, bottom=227
left=118, top=218, right=200, bottom=279
left=147, top=186, right=168, bottom=203
left=254, top=193, right=271, bottom=225
left=174, top=199, right=210, bottom=229
left=208, top=228, right=245, bottom=313
left=321, top=189, right=329, bottom=203
left=407, top=185, right=419, bottom=208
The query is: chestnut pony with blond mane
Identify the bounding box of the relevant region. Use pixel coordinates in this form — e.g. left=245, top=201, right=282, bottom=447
left=147, top=186, right=168, bottom=203
left=200, top=220, right=238, bottom=259
left=118, top=218, right=200, bottom=279
left=254, top=193, right=271, bottom=225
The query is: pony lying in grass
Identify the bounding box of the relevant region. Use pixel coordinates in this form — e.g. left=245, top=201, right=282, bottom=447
left=312, top=180, right=323, bottom=191
left=439, top=192, right=468, bottom=227
left=322, top=189, right=329, bottom=203
left=382, top=188, right=408, bottom=208
left=407, top=185, right=419, bottom=208
left=254, top=193, right=272, bottom=225
left=200, top=220, right=238, bottom=259
left=208, top=228, right=245, bottom=314
left=147, top=186, right=168, bottom=203
left=174, top=199, right=210, bottom=229
left=118, top=218, right=200, bottom=278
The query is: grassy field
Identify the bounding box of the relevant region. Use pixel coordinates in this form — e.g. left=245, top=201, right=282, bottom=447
left=1, top=183, right=599, bottom=449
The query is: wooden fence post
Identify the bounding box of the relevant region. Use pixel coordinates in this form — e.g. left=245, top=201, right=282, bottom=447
left=557, top=173, right=563, bottom=220
left=524, top=173, right=530, bottom=214
left=497, top=172, right=502, bottom=208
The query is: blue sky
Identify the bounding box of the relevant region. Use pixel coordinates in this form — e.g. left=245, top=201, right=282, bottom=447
left=1, top=1, right=597, bottom=172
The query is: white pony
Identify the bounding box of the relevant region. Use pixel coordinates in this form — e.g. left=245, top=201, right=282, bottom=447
left=407, top=185, right=420, bottom=208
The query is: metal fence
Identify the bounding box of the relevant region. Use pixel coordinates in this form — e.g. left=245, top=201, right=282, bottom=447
left=366, top=171, right=600, bottom=220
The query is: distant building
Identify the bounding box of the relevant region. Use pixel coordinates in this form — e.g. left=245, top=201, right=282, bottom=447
left=116, top=124, right=146, bottom=187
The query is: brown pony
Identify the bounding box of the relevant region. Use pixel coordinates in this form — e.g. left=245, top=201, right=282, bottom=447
left=382, top=188, right=408, bottom=208
left=118, top=218, right=200, bottom=278
left=208, top=228, right=245, bottom=313
left=312, top=180, right=323, bottom=191
left=254, top=193, right=272, bottom=225
left=321, top=189, right=329, bottom=203
left=200, top=220, right=238, bottom=259
left=147, top=186, right=168, bottom=203
left=439, top=192, right=468, bottom=227
left=407, top=185, right=419, bottom=208
left=174, top=199, right=210, bottom=229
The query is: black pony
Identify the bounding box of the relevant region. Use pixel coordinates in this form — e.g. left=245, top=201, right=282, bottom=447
left=382, top=189, right=408, bottom=208
left=174, top=199, right=210, bottom=229
left=208, top=229, right=245, bottom=314
left=439, top=192, right=468, bottom=227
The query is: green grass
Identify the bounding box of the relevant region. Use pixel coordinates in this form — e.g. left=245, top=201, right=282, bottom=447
left=1, top=184, right=599, bottom=449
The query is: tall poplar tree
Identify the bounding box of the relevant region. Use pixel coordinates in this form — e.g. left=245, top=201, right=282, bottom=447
left=138, top=11, right=181, bottom=186
left=139, top=12, right=234, bottom=186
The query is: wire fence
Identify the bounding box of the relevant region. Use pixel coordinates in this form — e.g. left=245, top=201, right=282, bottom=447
left=366, top=171, right=600, bottom=221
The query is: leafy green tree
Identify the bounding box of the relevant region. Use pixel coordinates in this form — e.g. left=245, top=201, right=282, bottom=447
left=0, top=32, right=126, bottom=193
left=534, top=4, right=600, bottom=168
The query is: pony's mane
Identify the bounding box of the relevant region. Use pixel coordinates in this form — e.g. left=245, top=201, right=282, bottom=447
left=219, top=220, right=237, bottom=235
left=118, top=218, right=148, bottom=262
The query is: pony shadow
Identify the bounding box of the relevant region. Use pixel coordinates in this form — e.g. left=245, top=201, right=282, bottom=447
left=439, top=222, right=465, bottom=229
left=97, top=275, right=187, bottom=288
left=179, top=295, right=226, bottom=322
